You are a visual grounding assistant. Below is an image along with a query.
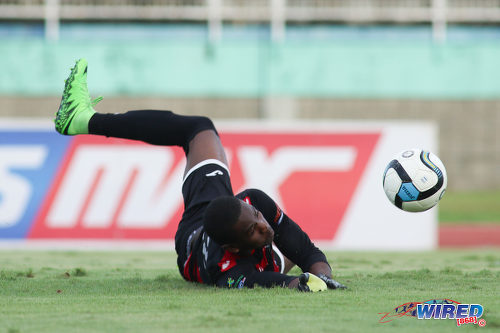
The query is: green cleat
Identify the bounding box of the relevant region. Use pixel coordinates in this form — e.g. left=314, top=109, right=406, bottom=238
left=54, top=58, right=102, bottom=135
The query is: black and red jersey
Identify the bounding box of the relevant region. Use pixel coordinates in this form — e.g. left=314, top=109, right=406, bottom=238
left=175, top=161, right=328, bottom=289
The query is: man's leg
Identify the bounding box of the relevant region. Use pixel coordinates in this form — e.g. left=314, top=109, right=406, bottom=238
left=184, top=129, right=228, bottom=177
left=88, top=111, right=228, bottom=176
left=283, top=257, right=295, bottom=274
left=55, top=58, right=227, bottom=176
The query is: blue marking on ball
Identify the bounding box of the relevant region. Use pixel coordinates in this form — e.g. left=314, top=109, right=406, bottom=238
left=398, top=182, right=420, bottom=202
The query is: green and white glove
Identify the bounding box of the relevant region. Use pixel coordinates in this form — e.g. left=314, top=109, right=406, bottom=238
left=297, top=273, right=328, bottom=292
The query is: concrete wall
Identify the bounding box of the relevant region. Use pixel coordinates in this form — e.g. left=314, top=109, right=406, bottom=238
left=1, top=96, right=498, bottom=191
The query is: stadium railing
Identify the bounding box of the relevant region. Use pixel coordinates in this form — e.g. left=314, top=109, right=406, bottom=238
left=1, top=0, right=499, bottom=41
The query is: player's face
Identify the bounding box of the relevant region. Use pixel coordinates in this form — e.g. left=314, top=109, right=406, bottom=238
left=232, top=200, right=274, bottom=252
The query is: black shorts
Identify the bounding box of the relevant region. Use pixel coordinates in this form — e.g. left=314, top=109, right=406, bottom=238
left=174, top=159, right=233, bottom=264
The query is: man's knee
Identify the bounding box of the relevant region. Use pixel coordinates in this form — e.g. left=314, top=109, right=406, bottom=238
left=186, top=116, right=217, bottom=144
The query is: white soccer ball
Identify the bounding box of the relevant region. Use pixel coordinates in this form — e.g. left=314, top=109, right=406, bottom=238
left=382, top=148, right=447, bottom=212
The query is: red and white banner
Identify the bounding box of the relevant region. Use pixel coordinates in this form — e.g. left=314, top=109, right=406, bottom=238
left=0, top=120, right=437, bottom=250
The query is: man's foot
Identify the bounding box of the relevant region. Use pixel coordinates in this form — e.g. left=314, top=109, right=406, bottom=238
left=54, top=58, right=102, bottom=135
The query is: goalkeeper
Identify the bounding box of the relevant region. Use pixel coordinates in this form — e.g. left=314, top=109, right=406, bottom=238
left=54, top=59, right=347, bottom=292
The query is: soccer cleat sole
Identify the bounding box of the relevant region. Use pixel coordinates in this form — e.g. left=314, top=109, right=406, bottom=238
left=54, top=59, right=89, bottom=135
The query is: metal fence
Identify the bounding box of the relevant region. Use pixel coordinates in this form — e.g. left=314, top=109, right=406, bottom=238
left=1, top=0, right=499, bottom=41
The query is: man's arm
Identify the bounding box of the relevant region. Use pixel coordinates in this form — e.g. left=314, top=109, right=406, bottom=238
left=235, top=189, right=347, bottom=289
left=237, top=189, right=329, bottom=272
left=274, top=212, right=346, bottom=289
left=309, top=262, right=333, bottom=278
left=215, top=262, right=296, bottom=289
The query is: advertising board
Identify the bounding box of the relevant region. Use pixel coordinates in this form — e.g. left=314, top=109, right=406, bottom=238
left=0, top=120, right=437, bottom=250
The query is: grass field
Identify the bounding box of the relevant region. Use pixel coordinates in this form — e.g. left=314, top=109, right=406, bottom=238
left=0, top=191, right=498, bottom=332
left=439, top=190, right=500, bottom=224
left=0, top=250, right=498, bottom=333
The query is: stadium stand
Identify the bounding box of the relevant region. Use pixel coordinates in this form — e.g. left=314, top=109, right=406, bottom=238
left=0, top=1, right=499, bottom=190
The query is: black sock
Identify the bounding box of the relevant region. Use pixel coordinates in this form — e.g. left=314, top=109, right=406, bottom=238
left=88, top=110, right=217, bottom=153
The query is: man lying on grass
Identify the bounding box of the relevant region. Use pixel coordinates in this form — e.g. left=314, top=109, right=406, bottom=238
left=54, top=59, right=347, bottom=292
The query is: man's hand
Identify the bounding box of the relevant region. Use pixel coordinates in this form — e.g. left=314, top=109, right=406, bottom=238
left=297, top=273, right=327, bottom=292
left=317, top=274, right=347, bottom=289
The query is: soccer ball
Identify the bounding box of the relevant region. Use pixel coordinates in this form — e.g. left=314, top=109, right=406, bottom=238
left=383, top=149, right=447, bottom=212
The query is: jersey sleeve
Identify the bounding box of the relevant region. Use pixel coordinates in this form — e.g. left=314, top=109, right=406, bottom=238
left=236, top=188, right=330, bottom=273
left=215, top=259, right=296, bottom=289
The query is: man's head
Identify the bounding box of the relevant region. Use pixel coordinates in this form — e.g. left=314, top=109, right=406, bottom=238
left=203, top=196, right=274, bottom=254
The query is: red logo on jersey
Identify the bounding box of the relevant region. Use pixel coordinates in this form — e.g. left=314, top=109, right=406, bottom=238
left=243, top=196, right=252, bottom=205
left=218, top=251, right=239, bottom=272
left=274, top=205, right=282, bottom=224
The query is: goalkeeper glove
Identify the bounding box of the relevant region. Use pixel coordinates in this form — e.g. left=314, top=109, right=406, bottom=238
left=297, top=273, right=327, bottom=292
left=317, top=274, right=347, bottom=289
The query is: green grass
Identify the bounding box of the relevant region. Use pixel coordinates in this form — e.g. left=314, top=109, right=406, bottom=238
left=0, top=250, right=499, bottom=333
left=439, top=190, right=500, bottom=224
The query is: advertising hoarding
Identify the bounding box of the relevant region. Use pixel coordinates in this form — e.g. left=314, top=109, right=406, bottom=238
left=0, top=120, right=437, bottom=250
